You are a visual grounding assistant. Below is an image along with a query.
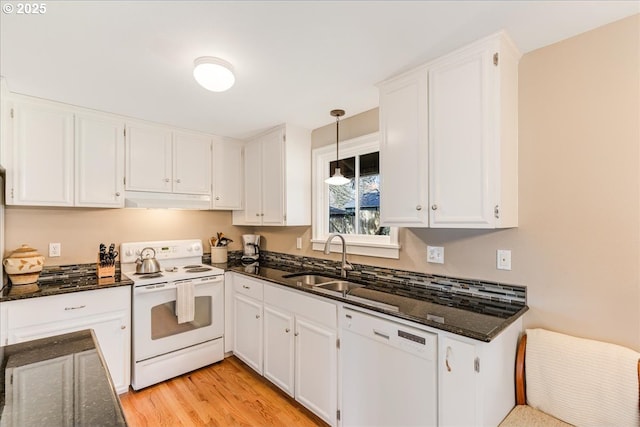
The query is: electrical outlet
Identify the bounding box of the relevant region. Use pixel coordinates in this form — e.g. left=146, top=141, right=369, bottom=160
left=497, top=249, right=511, bottom=270
left=49, top=243, right=61, bottom=257
left=427, top=246, right=444, bottom=264
left=296, top=237, right=302, bottom=250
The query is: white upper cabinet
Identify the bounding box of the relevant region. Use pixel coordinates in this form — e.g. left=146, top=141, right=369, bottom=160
left=6, top=99, right=74, bottom=206
left=211, top=137, right=244, bottom=210
left=125, top=124, right=212, bottom=195
left=232, top=124, right=311, bottom=226
left=173, top=131, right=211, bottom=195
left=125, top=123, right=173, bottom=193
left=75, top=113, right=125, bottom=207
left=378, top=31, right=520, bottom=229
left=379, top=69, right=429, bottom=227
left=428, top=31, right=520, bottom=228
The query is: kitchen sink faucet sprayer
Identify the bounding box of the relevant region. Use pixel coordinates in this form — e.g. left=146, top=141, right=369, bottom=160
left=324, top=233, right=353, bottom=278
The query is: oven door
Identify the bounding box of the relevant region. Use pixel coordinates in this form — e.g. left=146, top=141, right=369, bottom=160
left=133, top=275, right=224, bottom=362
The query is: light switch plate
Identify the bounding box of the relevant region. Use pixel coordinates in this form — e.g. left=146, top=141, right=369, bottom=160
left=296, top=237, right=302, bottom=250
left=427, top=246, right=444, bottom=264
left=497, top=249, right=511, bottom=270
left=49, top=243, right=61, bottom=257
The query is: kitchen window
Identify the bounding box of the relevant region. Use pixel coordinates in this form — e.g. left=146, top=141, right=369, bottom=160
left=312, top=133, right=399, bottom=259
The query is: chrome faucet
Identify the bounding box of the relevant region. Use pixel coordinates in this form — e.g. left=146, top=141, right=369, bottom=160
left=324, top=233, right=353, bottom=278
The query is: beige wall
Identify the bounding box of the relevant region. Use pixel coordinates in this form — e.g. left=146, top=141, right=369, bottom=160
left=257, top=15, right=640, bottom=350
left=4, top=207, right=251, bottom=265
left=4, top=15, right=639, bottom=349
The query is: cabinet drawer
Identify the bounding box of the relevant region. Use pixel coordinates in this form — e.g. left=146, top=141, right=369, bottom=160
left=264, top=283, right=336, bottom=328
left=234, top=276, right=264, bottom=300
left=4, top=286, right=130, bottom=330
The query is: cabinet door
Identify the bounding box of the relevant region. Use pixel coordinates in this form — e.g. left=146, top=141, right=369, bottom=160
left=440, top=335, right=478, bottom=426
left=379, top=70, right=429, bottom=227
left=75, top=113, right=125, bottom=207
left=233, top=294, right=263, bottom=374
left=260, top=128, right=285, bottom=225
left=428, top=46, right=495, bottom=228
left=212, top=138, right=243, bottom=209
left=173, top=131, right=211, bottom=195
left=125, top=123, right=172, bottom=192
left=239, top=139, right=263, bottom=224
left=7, top=355, right=74, bottom=426
left=9, top=100, right=74, bottom=206
left=263, top=304, right=295, bottom=397
left=295, top=316, right=337, bottom=426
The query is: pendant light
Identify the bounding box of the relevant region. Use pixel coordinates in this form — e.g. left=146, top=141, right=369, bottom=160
left=325, top=109, right=350, bottom=186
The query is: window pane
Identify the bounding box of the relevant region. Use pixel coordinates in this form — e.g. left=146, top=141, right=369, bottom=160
left=329, top=157, right=355, bottom=234
left=358, top=153, right=389, bottom=236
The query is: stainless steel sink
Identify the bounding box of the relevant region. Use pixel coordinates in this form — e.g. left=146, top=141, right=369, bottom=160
left=282, top=272, right=339, bottom=286
left=314, top=281, right=363, bottom=294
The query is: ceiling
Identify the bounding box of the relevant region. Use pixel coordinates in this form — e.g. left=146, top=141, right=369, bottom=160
left=1, top=1, right=638, bottom=139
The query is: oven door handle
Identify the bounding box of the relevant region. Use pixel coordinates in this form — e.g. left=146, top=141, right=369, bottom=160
left=134, top=275, right=223, bottom=295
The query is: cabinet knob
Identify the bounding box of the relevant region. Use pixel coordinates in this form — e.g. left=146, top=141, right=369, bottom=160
left=416, top=205, right=422, bottom=211
left=294, top=332, right=299, bottom=337
left=164, top=178, right=170, bottom=183
left=121, top=325, right=126, bottom=330
left=261, top=213, right=265, bottom=217
left=256, top=213, right=260, bottom=217
left=176, top=179, right=181, bottom=184
left=115, top=192, right=121, bottom=197
left=431, top=204, right=438, bottom=211
left=256, top=314, right=261, bottom=319
left=215, top=196, right=220, bottom=200
left=242, top=285, right=250, bottom=289
left=285, top=328, right=290, bottom=333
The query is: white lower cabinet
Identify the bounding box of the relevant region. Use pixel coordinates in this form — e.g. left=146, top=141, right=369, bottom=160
left=0, top=286, right=131, bottom=394
left=232, top=275, right=264, bottom=374
left=439, top=318, right=522, bottom=426
left=263, top=304, right=295, bottom=396
left=230, top=273, right=338, bottom=426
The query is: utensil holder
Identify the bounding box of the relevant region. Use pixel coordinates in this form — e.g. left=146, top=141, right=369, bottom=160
left=210, top=246, right=228, bottom=264
left=97, top=258, right=115, bottom=278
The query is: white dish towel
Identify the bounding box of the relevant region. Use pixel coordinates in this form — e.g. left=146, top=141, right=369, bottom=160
left=175, top=281, right=195, bottom=324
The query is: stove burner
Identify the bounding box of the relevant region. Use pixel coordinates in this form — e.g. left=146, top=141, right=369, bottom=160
left=136, top=273, right=163, bottom=279
left=183, top=265, right=203, bottom=269
left=185, top=267, right=212, bottom=273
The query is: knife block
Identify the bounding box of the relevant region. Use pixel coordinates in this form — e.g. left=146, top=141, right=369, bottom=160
left=97, top=257, right=115, bottom=278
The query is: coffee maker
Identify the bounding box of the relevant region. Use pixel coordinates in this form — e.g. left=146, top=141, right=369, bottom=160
left=241, top=234, right=260, bottom=263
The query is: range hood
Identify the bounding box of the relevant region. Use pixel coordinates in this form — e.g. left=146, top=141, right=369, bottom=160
left=124, top=191, right=211, bottom=209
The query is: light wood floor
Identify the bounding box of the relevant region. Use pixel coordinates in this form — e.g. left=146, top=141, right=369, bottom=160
left=119, top=356, right=328, bottom=427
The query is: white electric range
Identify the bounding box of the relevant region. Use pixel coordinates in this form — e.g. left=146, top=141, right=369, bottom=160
left=120, top=239, right=225, bottom=390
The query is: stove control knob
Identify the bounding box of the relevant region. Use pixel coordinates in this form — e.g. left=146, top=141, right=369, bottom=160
left=125, top=249, right=134, bottom=257
left=193, top=244, right=202, bottom=252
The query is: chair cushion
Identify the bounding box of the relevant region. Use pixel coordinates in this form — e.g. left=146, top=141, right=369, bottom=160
left=525, top=328, right=640, bottom=426
left=500, top=405, right=574, bottom=427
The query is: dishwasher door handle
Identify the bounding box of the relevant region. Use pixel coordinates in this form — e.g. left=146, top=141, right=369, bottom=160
left=373, top=329, right=390, bottom=340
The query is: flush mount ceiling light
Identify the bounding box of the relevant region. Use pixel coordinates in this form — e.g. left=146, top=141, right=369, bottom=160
left=325, top=109, right=350, bottom=186
left=193, top=56, right=235, bottom=92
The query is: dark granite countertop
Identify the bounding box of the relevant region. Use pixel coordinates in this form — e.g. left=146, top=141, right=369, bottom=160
left=0, top=272, right=133, bottom=302
left=0, top=329, right=127, bottom=426
left=225, top=261, right=528, bottom=342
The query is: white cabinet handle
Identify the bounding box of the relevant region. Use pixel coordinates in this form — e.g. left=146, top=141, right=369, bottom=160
left=445, top=346, right=452, bottom=372
left=64, top=305, right=86, bottom=311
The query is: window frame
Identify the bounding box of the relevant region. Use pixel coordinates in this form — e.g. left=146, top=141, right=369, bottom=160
left=311, top=132, right=400, bottom=259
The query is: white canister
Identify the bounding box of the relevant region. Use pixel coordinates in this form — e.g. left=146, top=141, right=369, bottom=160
left=210, top=246, right=228, bottom=264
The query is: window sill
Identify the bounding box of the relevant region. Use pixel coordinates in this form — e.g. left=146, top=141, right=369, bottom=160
left=311, top=239, right=400, bottom=259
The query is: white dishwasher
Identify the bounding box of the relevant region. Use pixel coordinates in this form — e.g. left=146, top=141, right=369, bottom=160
left=340, top=307, right=438, bottom=427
